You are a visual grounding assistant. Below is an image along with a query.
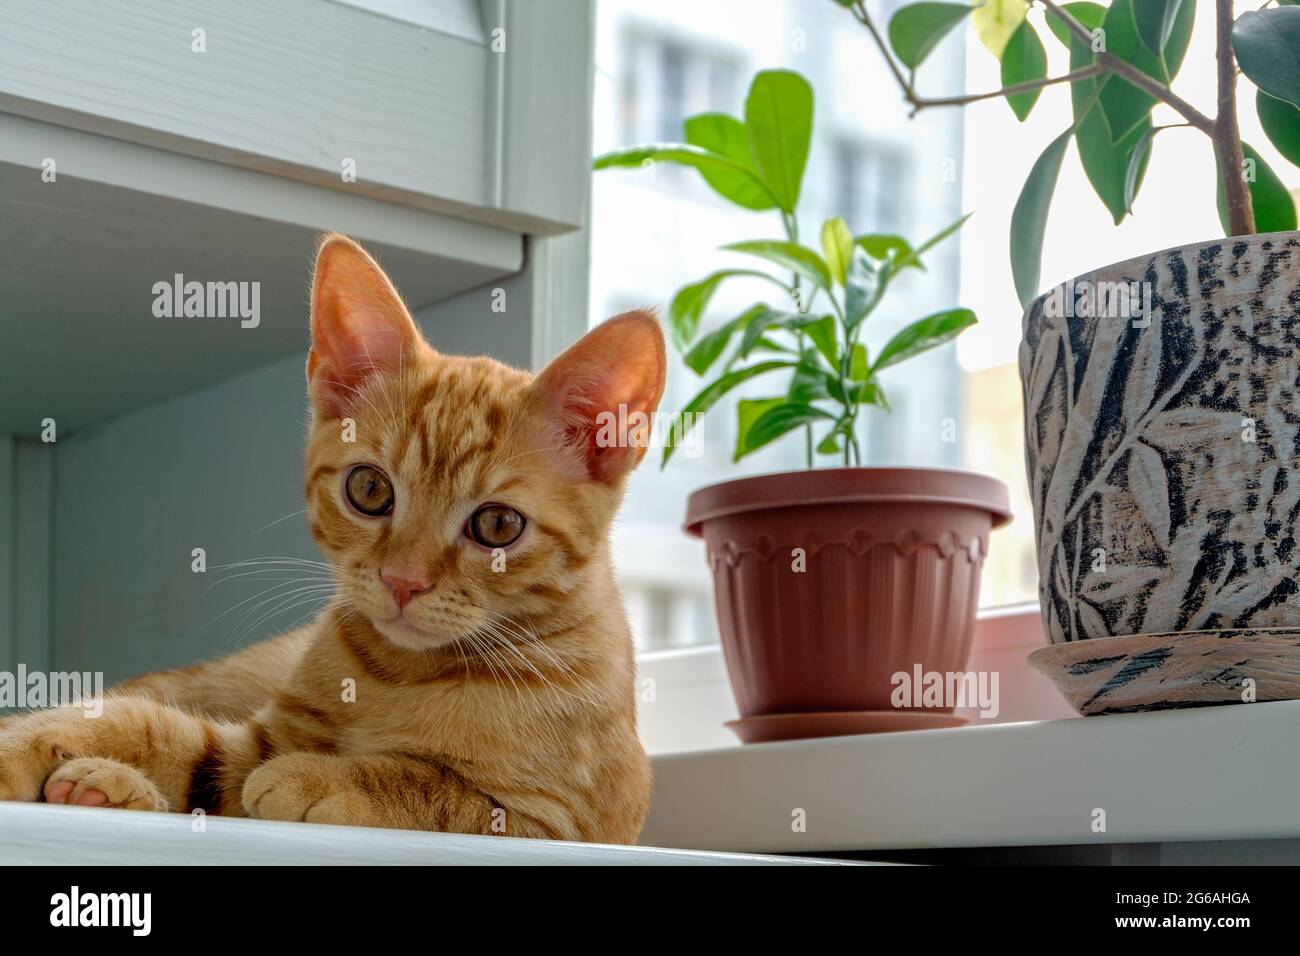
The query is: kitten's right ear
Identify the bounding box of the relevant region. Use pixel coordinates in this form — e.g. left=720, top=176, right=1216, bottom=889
left=307, top=233, right=425, bottom=417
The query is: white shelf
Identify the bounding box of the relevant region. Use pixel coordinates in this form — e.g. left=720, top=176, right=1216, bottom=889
left=643, top=700, right=1300, bottom=855
left=0, top=802, right=856, bottom=866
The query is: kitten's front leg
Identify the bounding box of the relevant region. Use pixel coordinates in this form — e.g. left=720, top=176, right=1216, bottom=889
left=243, top=752, right=573, bottom=838
left=242, top=752, right=390, bottom=827
left=0, top=697, right=258, bottom=814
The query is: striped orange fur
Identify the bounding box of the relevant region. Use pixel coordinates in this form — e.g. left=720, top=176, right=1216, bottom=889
left=0, top=234, right=664, bottom=844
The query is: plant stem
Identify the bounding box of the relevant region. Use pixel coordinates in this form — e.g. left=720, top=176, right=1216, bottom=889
left=1214, top=0, right=1256, bottom=236
left=851, top=0, right=1218, bottom=135
left=1035, top=0, right=1216, bottom=134
left=781, top=211, right=814, bottom=468
left=910, top=65, right=1103, bottom=112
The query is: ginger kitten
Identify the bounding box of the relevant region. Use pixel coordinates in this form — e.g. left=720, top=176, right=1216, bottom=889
left=0, top=234, right=663, bottom=844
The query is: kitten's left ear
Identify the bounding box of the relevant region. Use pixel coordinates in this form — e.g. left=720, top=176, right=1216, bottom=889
left=533, top=310, right=667, bottom=483
left=307, top=233, right=426, bottom=416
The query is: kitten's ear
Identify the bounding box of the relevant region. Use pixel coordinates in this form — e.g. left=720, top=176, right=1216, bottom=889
left=307, top=233, right=425, bottom=416
left=533, top=310, right=667, bottom=483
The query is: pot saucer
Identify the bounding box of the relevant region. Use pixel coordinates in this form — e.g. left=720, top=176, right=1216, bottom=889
left=1029, top=627, right=1300, bottom=716
left=725, top=710, right=969, bottom=744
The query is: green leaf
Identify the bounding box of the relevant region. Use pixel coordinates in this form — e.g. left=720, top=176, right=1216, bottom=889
left=1233, top=8, right=1300, bottom=108
left=888, top=2, right=973, bottom=69
left=818, top=415, right=859, bottom=455
left=849, top=344, right=869, bottom=382
left=744, top=70, right=814, bottom=212
left=802, top=315, right=840, bottom=367
left=737, top=402, right=835, bottom=460
left=1044, top=2, right=1104, bottom=44
left=1215, top=142, right=1298, bottom=236
left=1132, top=0, right=1185, bottom=54
left=1044, top=1, right=1105, bottom=46
left=843, top=250, right=880, bottom=331
left=683, top=113, right=777, bottom=210
left=667, top=269, right=778, bottom=351
left=872, top=308, right=978, bottom=372
left=1258, top=89, right=1300, bottom=167
left=733, top=398, right=786, bottom=462
left=820, top=217, right=854, bottom=285
left=855, top=233, right=918, bottom=268
left=1082, top=114, right=1154, bottom=224
left=1001, top=20, right=1047, bottom=121
left=973, top=0, right=1029, bottom=60
left=851, top=380, right=886, bottom=405
left=750, top=336, right=796, bottom=355
left=1063, top=13, right=1153, bottom=225
left=661, top=361, right=796, bottom=466
left=1096, top=0, right=1194, bottom=143
left=789, top=356, right=835, bottom=403
left=735, top=308, right=811, bottom=361
left=1123, top=124, right=1173, bottom=214
left=1009, top=131, right=1072, bottom=307
left=723, top=239, right=832, bottom=290
left=683, top=304, right=768, bottom=375
left=593, top=145, right=778, bottom=211
left=896, top=212, right=972, bottom=270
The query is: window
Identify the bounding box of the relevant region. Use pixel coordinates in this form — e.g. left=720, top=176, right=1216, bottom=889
left=592, top=0, right=1034, bottom=655
left=617, top=28, right=742, bottom=198
left=834, top=137, right=909, bottom=237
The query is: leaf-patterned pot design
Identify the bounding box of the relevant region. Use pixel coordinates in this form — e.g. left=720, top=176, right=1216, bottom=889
left=1020, top=231, right=1300, bottom=645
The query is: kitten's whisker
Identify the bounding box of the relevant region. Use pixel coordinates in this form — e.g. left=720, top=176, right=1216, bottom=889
left=226, top=582, right=336, bottom=633
left=469, top=627, right=531, bottom=698
left=235, top=589, right=335, bottom=642
left=203, top=567, right=333, bottom=596
left=460, top=632, right=510, bottom=696
left=202, top=577, right=329, bottom=628
left=474, top=619, right=600, bottom=708
left=477, top=607, right=594, bottom=689
left=249, top=509, right=309, bottom=535
left=212, top=556, right=336, bottom=571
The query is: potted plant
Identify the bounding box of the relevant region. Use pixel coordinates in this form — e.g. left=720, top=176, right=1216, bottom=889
left=833, top=0, right=1300, bottom=712
left=595, top=70, right=1011, bottom=742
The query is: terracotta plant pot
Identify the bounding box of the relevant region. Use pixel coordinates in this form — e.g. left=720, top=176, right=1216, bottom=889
left=1020, top=232, right=1300, bottom=713
left=1020, top=232, right=1300, bottom=644
left=684, top=467, right=1011, bottom=742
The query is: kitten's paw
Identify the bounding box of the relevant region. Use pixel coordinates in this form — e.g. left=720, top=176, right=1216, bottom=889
left=242, top=754, right=381, bottom=826
left=43, top=758, right=169, bottom=812
left=0, top=728, right=55, bottom=802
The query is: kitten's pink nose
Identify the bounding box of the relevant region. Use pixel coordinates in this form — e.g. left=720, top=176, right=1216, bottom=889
left=382, top=573, right=431, bottom=610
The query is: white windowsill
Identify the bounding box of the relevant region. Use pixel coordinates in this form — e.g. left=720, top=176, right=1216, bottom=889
left=0, top=803, right=858, bottom=866
left=640, top=699, right=1300, bottom=855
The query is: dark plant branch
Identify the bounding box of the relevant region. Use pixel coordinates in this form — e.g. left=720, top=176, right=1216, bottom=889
left=849, top=0, right=1102, bottom=116
left=849, top=1, right=915, bottom=101
left=1036, top=0, right=1216, bottom=134
left=852, top=0, right=1220, bottom=135
left=1214, top=0, right=1256, bottom=235
left=912, top=65, right=1104, bottom=112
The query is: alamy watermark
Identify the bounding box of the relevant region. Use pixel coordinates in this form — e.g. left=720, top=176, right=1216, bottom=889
left=891, top=664, right=1000, bottom=719
left=595, top=404, right=704, bottom=459
left=0, top=665, right=105, bottom=717
left=152, top=274, right=260, bottom=328
left=1043, top=278, right=1153, bottom=328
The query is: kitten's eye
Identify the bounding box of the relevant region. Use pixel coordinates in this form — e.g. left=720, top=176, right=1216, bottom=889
left=345, top=465, right=394, bottom=517
left=467, top=505, right=526, bottom=548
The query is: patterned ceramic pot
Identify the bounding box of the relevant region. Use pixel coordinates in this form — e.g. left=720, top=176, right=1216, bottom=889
left=1020, top=231, right=1300, bottom=645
